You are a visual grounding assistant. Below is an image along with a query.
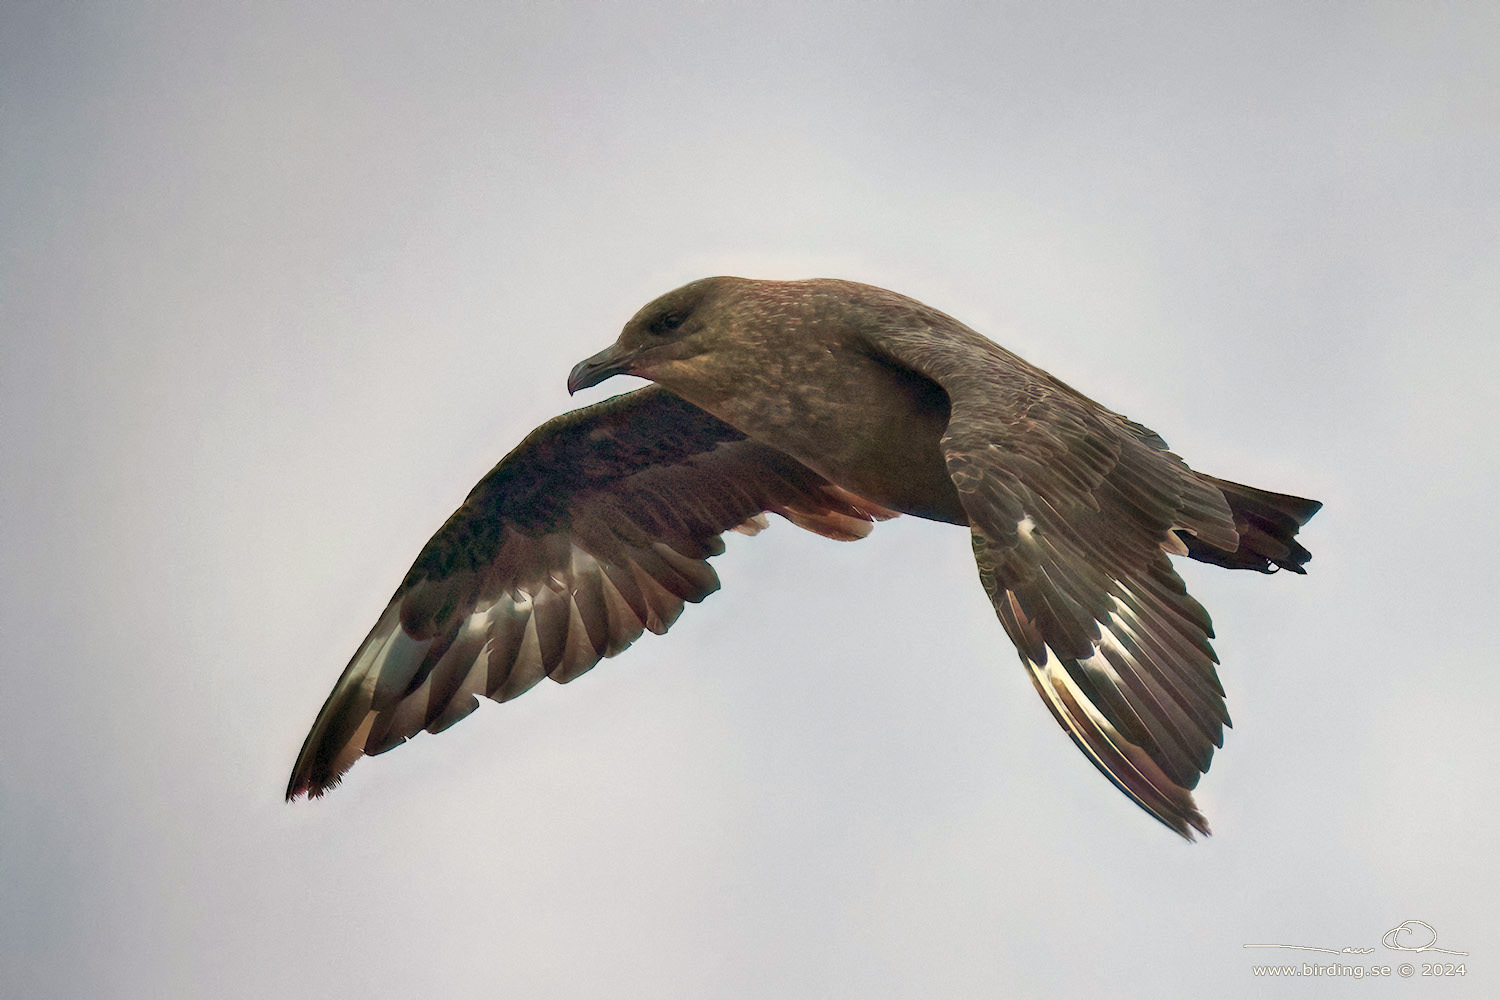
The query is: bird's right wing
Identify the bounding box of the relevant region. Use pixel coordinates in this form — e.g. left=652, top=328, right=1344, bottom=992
left=867, top=317, right=1241, bottom=838
left=287, top=386, right=893, bottom=800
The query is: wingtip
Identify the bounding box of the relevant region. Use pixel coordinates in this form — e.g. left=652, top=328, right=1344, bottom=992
left=284, top=767, right=317, bottom=803
left=286, top=731, right=355, bottom=803
left=286, top=766, right=343, bottom=803
left=1021, top=647, right=1219, bottom=843
left=285, top=734, right=328, bottom=803
left=1123, top=772, right=1213, bottom=842
left=1169, top=804, right=1213, bottom=842
left=286, top=751, right=313, bottom=802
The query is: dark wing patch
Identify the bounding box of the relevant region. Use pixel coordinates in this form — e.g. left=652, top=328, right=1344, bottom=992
left=287, top=386, right=893, bottom=800
left=869, top=318, right=1240, bottom=838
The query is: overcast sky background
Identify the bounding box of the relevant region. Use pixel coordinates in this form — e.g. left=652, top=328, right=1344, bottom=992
left=3, top=2, right=1498, bottom=997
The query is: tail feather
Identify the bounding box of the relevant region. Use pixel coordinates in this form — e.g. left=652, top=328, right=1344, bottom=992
left=1178, top=475, right=1321, bottom=574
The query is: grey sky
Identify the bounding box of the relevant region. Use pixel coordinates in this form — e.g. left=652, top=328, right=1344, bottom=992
left=3, top=2, right=1497, bottom=996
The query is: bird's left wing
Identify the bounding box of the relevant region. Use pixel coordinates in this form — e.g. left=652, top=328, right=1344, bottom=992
left=866, top=312, right=1242, bottom=838
left=287, top=386, right=892, bottom=800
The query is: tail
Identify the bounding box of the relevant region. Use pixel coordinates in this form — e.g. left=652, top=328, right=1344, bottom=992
left=1178, top=475, right=1322, bottom=574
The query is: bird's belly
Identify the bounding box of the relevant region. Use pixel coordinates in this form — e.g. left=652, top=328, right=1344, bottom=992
left=707, top=359, right=969, bottom=525
left=804, top=425, right=968, bottom=525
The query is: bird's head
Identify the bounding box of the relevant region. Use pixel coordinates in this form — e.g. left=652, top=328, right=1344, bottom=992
left=568, top=277, right=733, bottom=393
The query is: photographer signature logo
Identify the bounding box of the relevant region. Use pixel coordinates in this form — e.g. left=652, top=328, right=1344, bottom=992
left=1244, top=919, right=1468, bottom=956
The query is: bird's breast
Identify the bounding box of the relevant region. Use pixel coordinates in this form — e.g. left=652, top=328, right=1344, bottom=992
left=673, top=349, right=969, bottom=525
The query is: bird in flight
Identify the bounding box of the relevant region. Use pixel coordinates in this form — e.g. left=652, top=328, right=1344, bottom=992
left=287, top=277, right=1320, bottom=838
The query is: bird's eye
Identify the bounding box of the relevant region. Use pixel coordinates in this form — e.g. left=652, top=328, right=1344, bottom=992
left=649, top=312, right=686, bottom=336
